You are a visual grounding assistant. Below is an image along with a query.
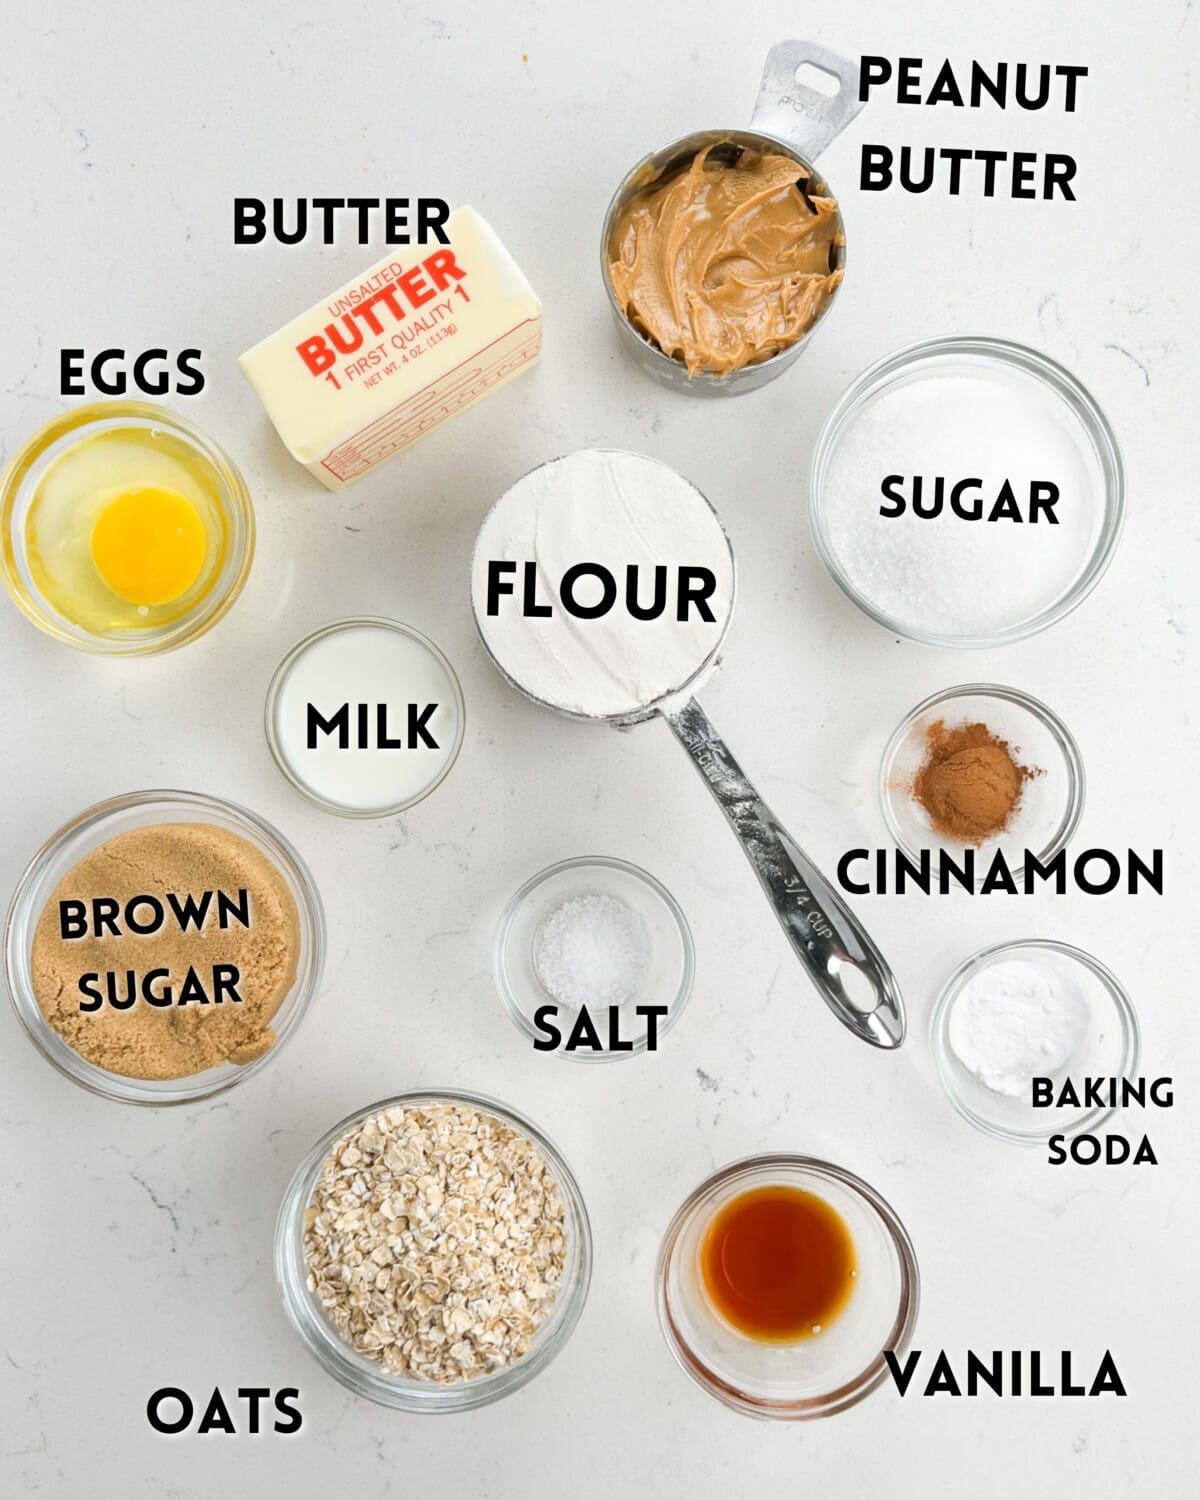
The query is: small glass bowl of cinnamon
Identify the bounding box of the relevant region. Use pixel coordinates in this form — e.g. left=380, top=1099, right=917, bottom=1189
left=879, top=684, right=1084, bottom=889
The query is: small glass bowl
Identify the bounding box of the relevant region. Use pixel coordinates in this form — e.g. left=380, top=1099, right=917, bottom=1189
left=880, top=684, right=1084, bottom=889
left=275, top=1089, right=593, bottom=1411
left=0, top=402, right=254, bottom=655
left=601, top=129, right=846, bottom=397
left=4, top=790, right=324, bottom=1104
left=264, top=617, right=466, bottom=819
left=809, top=337, right=1124, bottom=647
left=657, top=1156, right=919, bottom=1419
left=930, top=940, right=1140, bottom=1146
left=493, top=856, right=694, bottom=1061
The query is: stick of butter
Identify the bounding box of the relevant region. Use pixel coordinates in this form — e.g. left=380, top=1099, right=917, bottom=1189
left=239, top=206, right=541, bottom=490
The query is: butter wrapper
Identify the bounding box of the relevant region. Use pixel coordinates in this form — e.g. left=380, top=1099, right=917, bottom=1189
left=239, top=206, right=541, bottom=490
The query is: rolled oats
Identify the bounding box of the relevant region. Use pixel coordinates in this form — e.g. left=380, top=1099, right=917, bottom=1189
left=303, top=1101, right=568, bottom=1383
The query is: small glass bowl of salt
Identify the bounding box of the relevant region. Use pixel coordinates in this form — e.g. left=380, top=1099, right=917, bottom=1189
left=494, top=856, right=694, bottom=1061
left=930, top=940, right=1139, bottom=1146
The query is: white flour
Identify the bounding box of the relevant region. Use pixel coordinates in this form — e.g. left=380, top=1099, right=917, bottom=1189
left=948, top=957, right=1090, bottom=1097
left=471, top=449, right=735, bottom=719
left=819, top=363, right=1104, bottom=637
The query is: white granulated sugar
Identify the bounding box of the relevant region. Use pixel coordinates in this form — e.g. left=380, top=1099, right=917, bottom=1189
left=534, top=893, right=650, bottom=1008
left=471, top=449, right=734, bottom=719
left=819, top=365, right=1104, bottom=637
left=948, top=957, right=1090, bottom=1097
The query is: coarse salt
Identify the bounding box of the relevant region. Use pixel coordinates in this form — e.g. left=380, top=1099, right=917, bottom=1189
left=534, top=893, right=650, bottom=1008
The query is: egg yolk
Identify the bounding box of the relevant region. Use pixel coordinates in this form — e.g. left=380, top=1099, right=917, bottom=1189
left=90, top=486, right=207, bottom=607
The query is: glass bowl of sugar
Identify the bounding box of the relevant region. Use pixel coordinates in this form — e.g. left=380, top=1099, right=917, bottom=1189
left=809, top=337, right=1124, bottom=648
left=493, top=856, right=694, bottom=1061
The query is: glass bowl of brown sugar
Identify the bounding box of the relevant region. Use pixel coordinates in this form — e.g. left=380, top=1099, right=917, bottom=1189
left=879, top=684, right=1084, bottom=892
left=4, top=789, right=325, bottom=1104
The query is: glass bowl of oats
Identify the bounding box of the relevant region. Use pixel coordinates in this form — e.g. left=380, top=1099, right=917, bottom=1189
left=275, top=1089, right=593, bottom=1411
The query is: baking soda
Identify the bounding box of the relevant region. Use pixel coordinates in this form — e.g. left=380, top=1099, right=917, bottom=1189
left=948, top=957, right=1089, bottom=1097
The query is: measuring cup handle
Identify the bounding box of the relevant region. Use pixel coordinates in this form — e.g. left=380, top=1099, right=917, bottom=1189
left=664, top=697, right=905, bottom=1049
left=751, top=40, right=866, bottom=161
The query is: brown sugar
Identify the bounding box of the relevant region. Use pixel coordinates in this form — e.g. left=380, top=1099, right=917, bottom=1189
left=910, top=719, right=1037, bottom=845
left=31, top=822, right=300, bottom=1079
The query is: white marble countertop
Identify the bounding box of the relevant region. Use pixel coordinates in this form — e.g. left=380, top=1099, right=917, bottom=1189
left=0, top=1, right=1195, bottom=1495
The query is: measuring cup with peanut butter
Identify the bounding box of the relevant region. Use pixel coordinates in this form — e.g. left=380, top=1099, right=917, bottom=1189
left=601, top=42, right=865, bottom=395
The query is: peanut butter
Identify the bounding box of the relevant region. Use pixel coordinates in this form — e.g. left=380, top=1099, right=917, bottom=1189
left=608, top=144, right=843, bottom=377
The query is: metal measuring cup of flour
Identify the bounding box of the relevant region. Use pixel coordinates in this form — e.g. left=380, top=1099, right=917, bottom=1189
left=471, top=450, right=905, bottom=1049
left=600, top=41, right=866, bottom=395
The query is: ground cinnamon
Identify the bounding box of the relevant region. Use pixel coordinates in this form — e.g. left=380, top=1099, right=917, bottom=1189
left=910, top=719, right=1036, bottom=845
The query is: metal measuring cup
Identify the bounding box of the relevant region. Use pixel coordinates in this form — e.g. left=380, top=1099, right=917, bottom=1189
left=600, top=41, right=865, bottom=396
left=471, top=450, right=905, bottom=1049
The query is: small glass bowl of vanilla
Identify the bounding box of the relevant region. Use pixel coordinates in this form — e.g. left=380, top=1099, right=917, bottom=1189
left=0, top=402, right=254, bottom=655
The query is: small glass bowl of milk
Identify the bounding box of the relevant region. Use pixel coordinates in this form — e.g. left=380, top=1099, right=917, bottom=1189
left=265, top=617, right=465, bottom=818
